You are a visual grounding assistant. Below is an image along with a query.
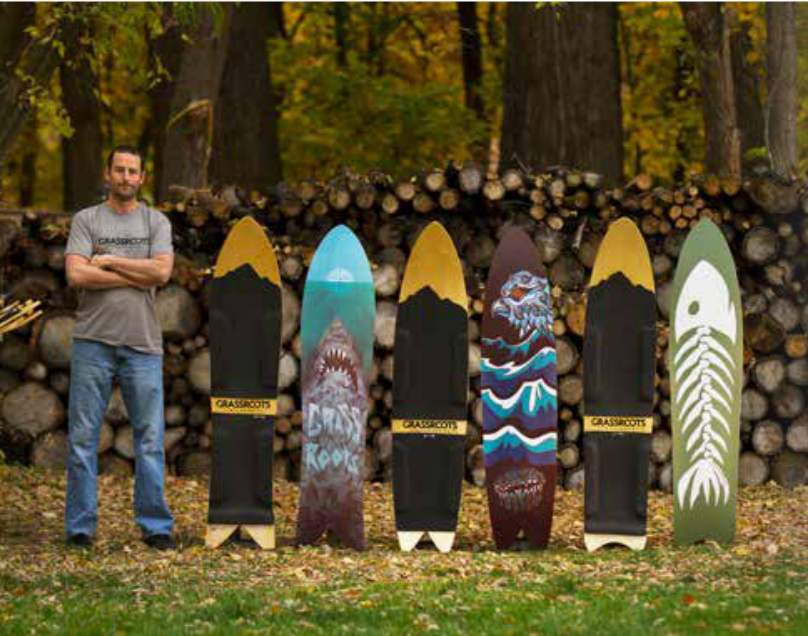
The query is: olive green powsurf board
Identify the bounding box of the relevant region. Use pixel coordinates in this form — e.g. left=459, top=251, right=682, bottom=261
left=670, top=219, right=743, bottom=546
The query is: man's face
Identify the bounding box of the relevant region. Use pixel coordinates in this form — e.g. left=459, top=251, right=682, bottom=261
left=105, top=152, right=144, bottom=202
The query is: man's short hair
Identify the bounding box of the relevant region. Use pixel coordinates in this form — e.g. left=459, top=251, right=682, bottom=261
left=106, top=145, right=144, bottom=171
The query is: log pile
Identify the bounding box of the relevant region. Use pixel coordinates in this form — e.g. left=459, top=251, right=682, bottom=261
left=0, top=166, right=806, bottom=489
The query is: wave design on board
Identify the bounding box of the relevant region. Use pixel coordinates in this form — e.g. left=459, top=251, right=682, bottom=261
left=481, top=346, right=556, bottom=380
left=483, top=430, right=557, bottom=467
left=481, top=346, right=557, bottom=404
left=484, top=428, right=556, bottom=453
left=482, top=376, right=556, bottom=415
left=482, top=329, right=544, bottom=359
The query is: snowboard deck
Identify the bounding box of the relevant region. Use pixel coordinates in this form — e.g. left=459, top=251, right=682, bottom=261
left=481, top=226, right=557, bottom=550
left=393, top=221, right=468, bottom=553
left=206, top=216, right=281, bottom=549
left=296, top=225, right=375, bottom=551
left=583, top=218, right=656, bottom=552
left=671, top=219, right=742, bottom=545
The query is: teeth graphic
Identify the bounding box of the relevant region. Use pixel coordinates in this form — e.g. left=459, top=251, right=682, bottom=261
left=492, top=469, right=546, bottom=513
left=311, top=323, right=363, bottom=395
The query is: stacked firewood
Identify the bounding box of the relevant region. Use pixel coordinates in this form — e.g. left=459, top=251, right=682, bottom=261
left=0, top=165, right=806, bottom=489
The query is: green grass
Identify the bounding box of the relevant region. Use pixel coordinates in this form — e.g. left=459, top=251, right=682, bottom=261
left=2, top=550, right=806, bottom=635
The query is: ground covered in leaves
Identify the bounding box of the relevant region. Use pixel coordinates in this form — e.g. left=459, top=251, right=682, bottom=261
left=1, top=464, right=807, bottom=634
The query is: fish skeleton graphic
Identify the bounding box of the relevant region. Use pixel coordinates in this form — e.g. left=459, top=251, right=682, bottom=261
left=673, top=260, right=738, bottom=510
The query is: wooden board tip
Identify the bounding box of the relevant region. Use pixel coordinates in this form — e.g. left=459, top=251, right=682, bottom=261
left=396, top=531, right=456, bottom=552
left=214, top=217, right=280, bottom=284
left=584, top=533, right=647, bottom=552
left=242, top=524, right=276, bottom=550
left=590, top=217, right=654, bottom=292
left=428, top=531, right=456, bottom=553
left=397, top=531, right=424, bottom=552
left=205, top=524, right=239, bottom=549
left=206, top=524, right=275, bottom=550
left=399, top=223, right=467, bottom=310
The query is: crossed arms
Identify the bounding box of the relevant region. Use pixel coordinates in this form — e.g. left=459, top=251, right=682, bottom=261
left=65, top=253, right=173, bottom=290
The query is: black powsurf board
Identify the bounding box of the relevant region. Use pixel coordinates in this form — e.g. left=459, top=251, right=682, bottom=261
left=206, top=216, right=282, bottom=549
left=583, top=218, right=656, bottom=551
left=392, top=221, right=468, bottom=553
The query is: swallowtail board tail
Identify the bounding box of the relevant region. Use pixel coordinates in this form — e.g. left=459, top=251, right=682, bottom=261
left=583, top=217, right=656, bottom=552
left=671, top=219, right=742, bottom=545
left=297, top=225, right=375, bottom=550
left=481, top=226, right=557, bottom=549
left=207, top=216, right=281, bottom=550
left=392, top=221, right=468, bottom=553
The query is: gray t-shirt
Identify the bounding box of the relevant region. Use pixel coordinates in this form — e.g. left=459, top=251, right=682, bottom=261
left=65, top=202, right=173, bottom=355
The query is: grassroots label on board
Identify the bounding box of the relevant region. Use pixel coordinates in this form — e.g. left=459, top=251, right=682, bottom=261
left=210, top=397, right=277, bottom=416
left=392, top=419, right=467, bottom=436
left=584, top=415, right=653, bottom=434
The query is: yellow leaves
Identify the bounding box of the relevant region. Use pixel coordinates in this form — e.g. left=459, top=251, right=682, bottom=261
left=414, top=612, right=440, bottom=631
left=681, top=593, right=708, bottom=610
left=652, top=6, right=676, bottom=21
left=1, top=460, right=808, bottom=613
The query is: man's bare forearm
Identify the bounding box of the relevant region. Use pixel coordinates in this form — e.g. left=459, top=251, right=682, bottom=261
left=108, top=265, right=163, bottom=287
left=95, top=255, right=171, bottom=287
left=68, top=263, right=139, bottom=290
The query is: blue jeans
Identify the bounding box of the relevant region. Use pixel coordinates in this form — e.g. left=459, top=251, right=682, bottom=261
left=65, top=338, right=173, bottom=538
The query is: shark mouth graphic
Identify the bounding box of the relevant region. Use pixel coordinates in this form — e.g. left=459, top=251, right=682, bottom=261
left=317, top=346, right=359, bottom=393
left=492, top=467, right=546, bottom=513
left=302, top=317, right=368, bottom=481
left=309, top=318, right=365, bottom=399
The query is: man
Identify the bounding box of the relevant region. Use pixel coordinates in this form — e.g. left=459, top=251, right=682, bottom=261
left=64, top=144, right=176, bottom=550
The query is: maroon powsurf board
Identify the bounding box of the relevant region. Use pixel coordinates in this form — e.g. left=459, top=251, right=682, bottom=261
left=481, top=226, right=558, bottom=549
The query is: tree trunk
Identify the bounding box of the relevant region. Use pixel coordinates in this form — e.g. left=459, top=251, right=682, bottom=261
left=209, top=3, right=283, bottom=189
left=619, top=8, right=642, bottom=175
left=727, top=8, right=766, bottom=172
left=486, top=3, right=502, bottom=50
left=268, top=3, right=286, bottom=40
left=60, top=22, right=104, bottom=211
left=680, top=3, right=741, bottom=178
left=457, top=3, right=485, bottom=121
left=148, top=10, right=184, bottom=203
left=18, top=119, right=37, bottom=207
left=0, top=5, right=67, bottom=167
left=766, top=2, right=797, bottom=178
left=366, top=3, right=386, bottom=77
left=501, top=3, right=623, bottom=184
left=334, top=2, right=349, bottom=69
left=158, top=7, right=231, bottom=193
left=0, top=4, right=34, bottom=66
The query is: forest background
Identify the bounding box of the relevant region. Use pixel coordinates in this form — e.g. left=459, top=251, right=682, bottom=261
left=0, top=2, right=805, bottom=212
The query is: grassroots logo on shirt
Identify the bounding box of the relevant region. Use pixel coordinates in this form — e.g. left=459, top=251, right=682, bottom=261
left=391, top=419, right=467, bottom=436
left=97, top=237, right=150, bottom=247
